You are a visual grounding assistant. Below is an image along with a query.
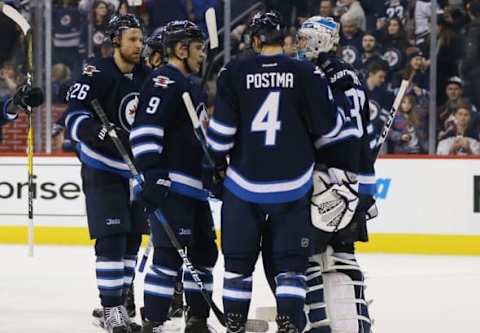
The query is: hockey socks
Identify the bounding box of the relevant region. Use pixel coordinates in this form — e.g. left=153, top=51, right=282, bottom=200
left=275, top=272, right=308, bottom=331
left=144, top=265, right=178, bottom=323
left=96, top=257, right=125, bottom=306
left=184, top=267, right=214, bottom=318
left=223, top=272, right=253, bottom=327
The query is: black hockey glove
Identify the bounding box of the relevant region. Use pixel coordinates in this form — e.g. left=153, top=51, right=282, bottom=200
left=317, top=52, right=354, bottom=92
left=13, top=84, right=44, bottom=110
left=81, top=121, right=130, bottom=157
left=201, top=157, right=227, bottom=200
left=141, top=171, right=171, bottom=214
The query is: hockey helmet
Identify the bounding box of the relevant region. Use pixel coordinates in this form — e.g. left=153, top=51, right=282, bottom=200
left=107, top=13, right=143, bottom=42
left=163, top=20, right=204, bottom=57
left=298, top=16, right=340, bottom=60
left=248, top=10, right=285, bottom=45
left=144, top=26, right=165, bottom=58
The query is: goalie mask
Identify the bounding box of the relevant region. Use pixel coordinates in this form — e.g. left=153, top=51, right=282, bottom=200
left=297, top=16, right=340, bottom=60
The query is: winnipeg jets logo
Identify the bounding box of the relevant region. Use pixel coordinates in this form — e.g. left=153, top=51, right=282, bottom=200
left=341, top=46, right=358, bottom=65
left=82, top=64, right=100, bottom=77
left=118, top=92, right=140, bottom=131
left=383, top=49, right=400, bottom=68
left=153, top=75, right=175, bottom=88
left=369, top=100, right=380, bottom=121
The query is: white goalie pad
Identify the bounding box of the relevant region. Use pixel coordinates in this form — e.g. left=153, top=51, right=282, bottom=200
left=311, top=168, right=359, bottom=232
left=307, top=247, right=372, bottom=333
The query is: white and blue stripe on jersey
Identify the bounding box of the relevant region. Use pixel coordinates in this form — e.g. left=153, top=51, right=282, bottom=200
left=223, top=164, right=314, bottom=204
left=65, top=109, right=132, bottom=178
left=206, top=118, right=236, bottom=153
left=130, top=125, right=165, bottom=158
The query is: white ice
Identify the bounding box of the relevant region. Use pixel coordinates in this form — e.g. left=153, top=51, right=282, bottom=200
left=1, top=245, right=480, bottom=332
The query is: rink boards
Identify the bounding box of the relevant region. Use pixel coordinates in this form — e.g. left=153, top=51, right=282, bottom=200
left=1, top=155, right=480, bottom=255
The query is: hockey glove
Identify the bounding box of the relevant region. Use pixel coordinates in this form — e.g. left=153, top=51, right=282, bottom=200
left=80, top=121, right=130, bottom=157
left=201, top=157, right=227, bottom=199
left=317, top=53, right=354, bottom=92
left=311, top=167, right=359, bottom=232
left=141, top=171, right=171, bottom=214
left=13, top=84, right=44, bottom=110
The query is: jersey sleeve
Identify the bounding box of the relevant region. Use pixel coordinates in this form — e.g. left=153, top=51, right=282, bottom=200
left=0, top=97, right=16, bottom=127
left=301, top=64, right=344, bottom=140
left=130, top=72, right=181, bottom=179
left=64, top=61, right=108, bottom=145
left=206, top=63, right=239, bottom=162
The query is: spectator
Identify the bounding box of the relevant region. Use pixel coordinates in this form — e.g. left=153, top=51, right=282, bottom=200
left=414, top=0, right=432, bottom=54
left=365, top=61, right=395, bottom=150
left=342, top=0, right=366, bottom=31
left=436, top=14, right=465, bottom=105
left=319, top=0, right=336, bottom=18
left=360, top=0, right=386, bottom=32
left=52, top=0, right=85, bottom=78
left=359, top=33, right=384, bottom=80
left=117, top=0, right=130, bottom=16
left=339, top=13, right=365, bottom=68
left=0, top=62, right=19, bottom=97
left=377, top=17, right=410, bottom=79
left=438, top=76, right=478, bottom=134
left=460, top=0, right=480, bottom=109
left=51, top=63, right=73, bottom=104
left=79, top=0, right=112, bottom=59
left=283, top=34, right=297, bottom=58
left=437, top=105, right=480, bottom=155
left=388, top=94, right=428, bottom=153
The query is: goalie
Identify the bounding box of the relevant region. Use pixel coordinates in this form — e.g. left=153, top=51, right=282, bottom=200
left=299, top=16, right=376, bottom=333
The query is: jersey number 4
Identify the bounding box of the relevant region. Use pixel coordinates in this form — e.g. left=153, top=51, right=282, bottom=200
left=251, top=91, right=282, bottom=146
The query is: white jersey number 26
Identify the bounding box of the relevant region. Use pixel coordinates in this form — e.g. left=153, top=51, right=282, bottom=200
left=251, top=91, right=282, bottom=146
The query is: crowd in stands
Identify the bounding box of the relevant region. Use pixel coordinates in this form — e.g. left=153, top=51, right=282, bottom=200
left=2, top=0, right=480, bottom=155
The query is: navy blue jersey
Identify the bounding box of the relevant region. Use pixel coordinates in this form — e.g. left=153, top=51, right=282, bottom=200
left=315, top=69, right=376, bottom=196
left=365, top=84, right=394, bottom=151
left=52, top=6, right=83, bottom=48
left=65, top=57, right=150, bottom=177
left=207, top=54, right=343, bottom=204
left=340, top=31, right=364, bottom=69
left=381, top=0, right=408, bottom=21
left=0, top=96, right=15, bottom=127
left=131, top=64, right=209, bottom=201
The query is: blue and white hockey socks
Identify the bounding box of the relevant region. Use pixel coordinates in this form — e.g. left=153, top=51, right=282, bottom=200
left=144, top=265, right=178, bottom=323
left=96, top=257, right=125, bottom=307
left=122, top=254, right=137, bottom=299
left=275, top=272, right=308, bottom=330
left=223, top=272, right=253, bottom=322
left=184, top=267, right=214, bottom=317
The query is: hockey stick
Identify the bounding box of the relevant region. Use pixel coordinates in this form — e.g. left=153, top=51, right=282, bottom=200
left=138, top=239, right=152, bottom=273
left=373, top=77, right=412, bottom=158
left=182, top=92, right=216, bottom=167
left=1, top=2, right=34, bottom=256
left=200, top=7, right=219, bottom=91
left=90, top=99, right=268, bottom=332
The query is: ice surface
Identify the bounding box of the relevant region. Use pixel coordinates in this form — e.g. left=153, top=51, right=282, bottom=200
left=1, top=245, right=480, bottom=332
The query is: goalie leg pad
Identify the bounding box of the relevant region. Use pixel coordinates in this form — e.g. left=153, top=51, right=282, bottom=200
left=306, top=247, right=371, bottom=333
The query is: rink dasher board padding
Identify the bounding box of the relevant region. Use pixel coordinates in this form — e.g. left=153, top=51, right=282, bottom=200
left=2, top=155, right=480, bottom=255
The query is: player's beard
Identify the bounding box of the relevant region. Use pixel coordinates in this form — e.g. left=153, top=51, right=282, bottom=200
left=120, top=49, right=142, bottom=65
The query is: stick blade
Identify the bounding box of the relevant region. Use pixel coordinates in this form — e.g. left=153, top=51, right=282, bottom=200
left=205, top=7, right=219, bottom=49
left=1, top=3, right=30, bottom=35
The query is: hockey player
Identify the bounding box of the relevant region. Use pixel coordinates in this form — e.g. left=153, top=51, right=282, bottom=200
left=0, top=84, right=43, bottom=126
left=296, top=16, right=375, bottom=333
left=143, top=27, right=166, bottom=70
left=130, top=20, right=218, bottom=333
left=64, top=14, right=149, bottom=333
left=203, top=11, right=346, bottom=333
